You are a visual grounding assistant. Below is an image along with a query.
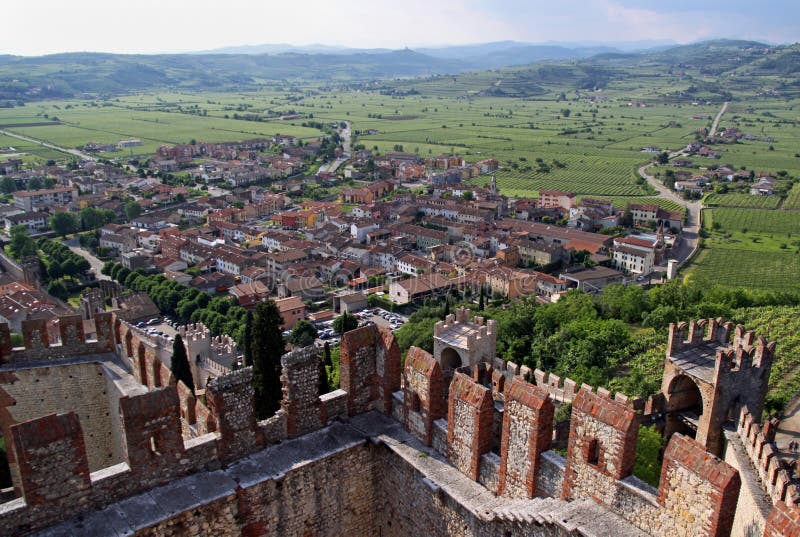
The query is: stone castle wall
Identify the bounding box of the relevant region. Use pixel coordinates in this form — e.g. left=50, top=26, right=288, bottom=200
left=0, top=314, right=797, bottom=537
left=0, top=362, right=128, bottom=489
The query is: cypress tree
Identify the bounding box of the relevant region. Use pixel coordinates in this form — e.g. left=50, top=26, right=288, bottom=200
left=319, top=352, right=331, bottom=395
left=478, top=286, right=485, bottom=311
left=250, top=300, right=285, bottom=419
left=171, top=334, right=194, bottom=393
left=242, top=311, right=253, bottom=367
left=323, top=341, right=332, bottom=370
left=443, top=296, right=451, bottom=318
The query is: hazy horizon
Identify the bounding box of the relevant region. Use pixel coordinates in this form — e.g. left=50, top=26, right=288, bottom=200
left=1, top=0, right=798, bottom=57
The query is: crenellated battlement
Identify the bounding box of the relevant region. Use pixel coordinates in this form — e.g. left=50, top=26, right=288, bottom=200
left=433, top=307, right=498, bottom=369
left=737, top=407, right=799, bottom=507
left=667, top=317, right=776, bottom=373
left=396, top=355, right=745, bottom=537
left=0, top=315, right=792, bottom=537
left=662, top=317, right=777, bottom=458
left=0, top=312, right=115, bottom=366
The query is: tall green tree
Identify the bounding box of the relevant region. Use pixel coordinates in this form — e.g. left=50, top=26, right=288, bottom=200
left=251, top=300, right=285, bottom=419
left=290, top=319, right=318, bottom=347
left=242, top=311, right=254, bottom=367
left=49, top=211, right=79, bottom=237
left=319, top=344, right=331, bottom=395
left=0, top=177, right=16, bottom=194
left=80, top=206, right=115, bottom=230
left=333, top=312, right=358, bottom=335
left=8, top=226, right=36, bottom=259
left=27, top=177, right=43, bottom=190
left=7, top=225, right=37, bottom=259
left=171, top=335, right=195, bottom=393
left=478, top=286, right=485, bottom=311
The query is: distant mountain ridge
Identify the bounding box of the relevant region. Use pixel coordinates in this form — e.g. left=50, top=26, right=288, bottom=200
left=0, top=38, right=791, bottom=102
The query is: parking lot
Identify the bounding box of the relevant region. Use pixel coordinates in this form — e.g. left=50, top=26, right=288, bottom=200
left=133, top=317, right=178, bottom=342
left=298, top=308, right=407, bottom=348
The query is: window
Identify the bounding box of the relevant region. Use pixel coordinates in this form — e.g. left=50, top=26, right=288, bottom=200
left=583, top=437, right=600, bottom=466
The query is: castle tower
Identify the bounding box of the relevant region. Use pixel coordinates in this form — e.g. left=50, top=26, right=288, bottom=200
left=433, top=307, right=497, bottom=372
left=661, top=318, right=776, bottom=456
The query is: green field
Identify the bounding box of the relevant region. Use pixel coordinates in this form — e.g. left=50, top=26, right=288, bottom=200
left=0, top=90, right=723, bottom=204
left=686, top=207, right=800, bottom=291
left=785, top=183, right=800, bottom=210
left=707, top=207, right=800, bottom=235
left=704, top=193, right=782, bottom=209
left=689, top=248, right=800, bottom=291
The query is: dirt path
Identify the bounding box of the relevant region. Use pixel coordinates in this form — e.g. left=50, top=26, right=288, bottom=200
left=709, top=101, right=729, bottom=137
left=0, top=128, right=96, bottom=162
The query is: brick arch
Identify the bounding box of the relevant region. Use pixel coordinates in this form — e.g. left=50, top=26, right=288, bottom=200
left=664, top=374, right=704, bottom=441
left=440, top=347, right=462, bottom=371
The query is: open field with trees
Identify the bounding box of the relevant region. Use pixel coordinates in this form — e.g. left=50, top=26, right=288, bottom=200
left=685, top=208, right=800, bottom=292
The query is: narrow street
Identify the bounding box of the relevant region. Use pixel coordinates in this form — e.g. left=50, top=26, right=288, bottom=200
left=64, top=237, right=110, bottom=281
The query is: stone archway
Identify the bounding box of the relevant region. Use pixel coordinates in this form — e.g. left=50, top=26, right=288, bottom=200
left=665, top=374, right=704, bottom=441
left=440, top=347, right=462, bottom=371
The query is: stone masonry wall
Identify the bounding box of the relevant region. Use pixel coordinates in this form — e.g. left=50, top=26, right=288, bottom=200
left=723, top=429, right=773, bottom=537
left=562, top=388, right=638, bottom=502
left=447, top=372, right=494, bottom=481
left=655, top=433, right=741, bottom=537
left=404, top=346, right=445, bottom=446
left=340, top=324, right=400, bottom=416
left=498, top=378, right=554, bottom=498
left=280, top=346, right=323, bottom=438
left=236, top=442, right=376, bottom=536
left=0, top=363, right=124, bottom=476
left=764, top=500, right=800, bottom=537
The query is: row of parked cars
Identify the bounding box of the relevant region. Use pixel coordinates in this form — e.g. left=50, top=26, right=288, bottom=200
left=356, top=308, right=405, bottom=331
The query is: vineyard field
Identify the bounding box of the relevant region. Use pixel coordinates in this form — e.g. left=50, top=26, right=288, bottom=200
left=689, top=249, right=800, bottom=292
left=707, top=208, right=800, bottom=235
left=704, top=193, right=781, bottom=209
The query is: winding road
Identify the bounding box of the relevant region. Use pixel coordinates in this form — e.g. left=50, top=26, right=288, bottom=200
left=638, top=160, right=701, bottom=266
left=635, top=101, right=729, bottom=267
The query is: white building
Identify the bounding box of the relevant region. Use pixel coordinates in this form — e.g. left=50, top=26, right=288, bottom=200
left=612, top=237, right=656, bottom=275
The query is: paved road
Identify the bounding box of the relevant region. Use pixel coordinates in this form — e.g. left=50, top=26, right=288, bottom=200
left=709, top=101, right=729, bottom=137
left=638, top=161, right=701, bottom=266
left=64, top=238, right=110, bottom=281
left=0, top=128, right=96, bottom=162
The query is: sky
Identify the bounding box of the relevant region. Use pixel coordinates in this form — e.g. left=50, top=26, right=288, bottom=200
left=1, top=0, right=798, bottom=56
